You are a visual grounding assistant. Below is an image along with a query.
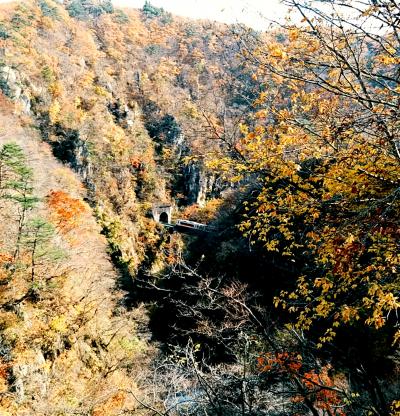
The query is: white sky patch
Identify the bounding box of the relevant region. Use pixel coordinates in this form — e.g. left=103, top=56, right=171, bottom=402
left=112, top=0, right=288, bottom=29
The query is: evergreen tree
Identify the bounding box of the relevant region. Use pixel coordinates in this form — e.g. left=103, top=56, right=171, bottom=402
left=0, top=143, right=39, bottom=259
left=142, top=0, right=163, bottom=18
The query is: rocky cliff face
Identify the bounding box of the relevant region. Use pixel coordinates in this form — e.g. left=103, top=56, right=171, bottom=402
left=183, top=162, right=216, bottom=206
left=138, top=101, right=222, bottom=207
left=0, top=65, right=31, bottom=113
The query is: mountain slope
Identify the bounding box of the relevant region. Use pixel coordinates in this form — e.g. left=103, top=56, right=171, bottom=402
left=1, top=1, right=398, bottom=415
left=0, top=97, right=153, bottom=415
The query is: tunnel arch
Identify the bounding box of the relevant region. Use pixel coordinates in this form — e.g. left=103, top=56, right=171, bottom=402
left=159, top=211, right=169, bottom=224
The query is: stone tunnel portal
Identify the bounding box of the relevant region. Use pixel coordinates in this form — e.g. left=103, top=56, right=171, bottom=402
left=152, top=203, right=173, bottom=224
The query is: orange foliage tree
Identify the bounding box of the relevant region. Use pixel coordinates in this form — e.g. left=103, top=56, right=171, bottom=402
left=258, top=352, right=347, bottom=416
left=47, top=190, right=87, bottom=234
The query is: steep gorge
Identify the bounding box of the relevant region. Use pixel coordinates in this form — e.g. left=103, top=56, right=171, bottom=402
left=0, top=1, right=245, bottom=413
left=0, top=1, right=399, bottom=415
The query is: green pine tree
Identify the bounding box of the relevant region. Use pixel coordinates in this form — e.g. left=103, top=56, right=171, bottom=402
left=0, top=143, right=39, bottom=259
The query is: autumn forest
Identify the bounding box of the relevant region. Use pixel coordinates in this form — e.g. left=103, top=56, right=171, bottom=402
left=0, top=0, right=399, bottom=414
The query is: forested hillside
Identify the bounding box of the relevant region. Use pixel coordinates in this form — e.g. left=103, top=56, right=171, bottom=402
left=0, top=0, right=399, bottom=415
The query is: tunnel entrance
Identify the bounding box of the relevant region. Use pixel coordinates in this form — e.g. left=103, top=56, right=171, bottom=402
left=159, top=212, right=169, bottom=224
left=152, top=203, right=173, bottom=224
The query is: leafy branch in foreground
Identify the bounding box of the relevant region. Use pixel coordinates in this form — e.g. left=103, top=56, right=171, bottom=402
left=223, top=0, right=400, bottom=348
